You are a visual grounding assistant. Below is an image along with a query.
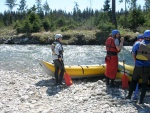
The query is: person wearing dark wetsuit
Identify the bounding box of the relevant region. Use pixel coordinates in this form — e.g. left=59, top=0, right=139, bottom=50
left=51, top=34, right=65, bottom=86
left=126, top=30, right=150, bottom=104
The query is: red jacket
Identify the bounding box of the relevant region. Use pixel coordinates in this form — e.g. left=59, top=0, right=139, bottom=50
left=105, top=37, right=119, bottom=53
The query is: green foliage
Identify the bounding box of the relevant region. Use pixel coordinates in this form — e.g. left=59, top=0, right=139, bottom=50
left=97, top=22, right=115, bottom=32
left=1, top=0, right=150, bottom=35
left=50, top=24, right=56, bottom=31
left=136, top=26, right=147, bottom=33
left=118, top=15, right=126, bottom=27
left=94, top=12, right=110, bottom=26
left=103, top=0, right=111, bottom=12
left=143, top=9, right=150, bottom=27
left=61, top=26, right=69, bottom=32
left=32, top=20, right=41, bottom=32
left=0, top=20, right=4, bottom=27
left=22, top=20, right=32, bottom=33
left=15, top=11, right=42, bottom=33
left=55, top=16, right=66, bottom=27
left=128, top=8, right=145, bottom=30
left=14, top=20, right=22, bottom=33
left=42, top=18, right=50, bottom=31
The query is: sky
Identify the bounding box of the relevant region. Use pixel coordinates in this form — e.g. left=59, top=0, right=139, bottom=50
left=0, top=0, right=145, bottom=13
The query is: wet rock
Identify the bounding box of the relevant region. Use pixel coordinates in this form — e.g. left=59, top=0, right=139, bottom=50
left=0, top=70, right=150, bottom=113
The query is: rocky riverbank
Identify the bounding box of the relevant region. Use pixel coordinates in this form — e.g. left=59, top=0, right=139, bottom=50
left=1, top=70, right=150, bottom=113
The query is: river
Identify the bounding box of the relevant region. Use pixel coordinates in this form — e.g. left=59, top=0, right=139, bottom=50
left=0, top=44, right=134, bottom=75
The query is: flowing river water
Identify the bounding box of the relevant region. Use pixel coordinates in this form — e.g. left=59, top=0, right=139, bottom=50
left=0, top=44, right=134, bottom=75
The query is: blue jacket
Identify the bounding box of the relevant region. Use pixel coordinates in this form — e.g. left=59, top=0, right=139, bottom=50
left=132, top=40, right=150, bottom=66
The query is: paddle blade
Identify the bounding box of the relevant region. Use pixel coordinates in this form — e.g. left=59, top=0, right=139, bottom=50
left=122, top=74, right=129, bottom=89
left=64, top=72, right=73, bottom=86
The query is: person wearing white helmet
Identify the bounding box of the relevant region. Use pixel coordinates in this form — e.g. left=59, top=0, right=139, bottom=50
left=126, top=30, right=150, bottom=104
left=51, top=34, right=65, bottom=86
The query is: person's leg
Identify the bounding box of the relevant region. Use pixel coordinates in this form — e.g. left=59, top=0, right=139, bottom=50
left=126, top=79, right=138, bottom=99
left=53, top=60, right=59, bottom=85
left=139, top=67, right=150, bottom=104
left=140, top=83, right=147, bottom=104
left=106, top=76, right=110, bottom=85
left=105, top=56, right=111, bottom=86
left=109, top=56, right=118, bottom=87
left=126, top=66, right=142, bottom=99
left=59, top=60, right=65, bottom=84
left=55, top=60, right=65, bottom=85
left=110, top=79, right=115, bottom=87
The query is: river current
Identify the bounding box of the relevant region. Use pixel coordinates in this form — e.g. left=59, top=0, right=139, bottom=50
left=0, top=45, right=134, bottom=76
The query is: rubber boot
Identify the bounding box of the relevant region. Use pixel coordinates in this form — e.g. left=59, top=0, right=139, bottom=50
left=139, top=83, right=147, bottom=104
left=59, top=69, right=65, bottom=85
left=110, top=79, right=115, bottom=88
left=54, top=73, right=59, bottom=86
left=106, top=77, right=110, bottom=86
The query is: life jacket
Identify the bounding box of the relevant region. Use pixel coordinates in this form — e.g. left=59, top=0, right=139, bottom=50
left=51, top=41, right=64, bottom=56
left=51, top=42, right=58, bottom=55
left=136, top=42, right=150, bottom=61
left=105, top=37, right=120, bottom=56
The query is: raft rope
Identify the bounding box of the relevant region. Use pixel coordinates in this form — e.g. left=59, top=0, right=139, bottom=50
left=78, top=65, right=84, bottom=74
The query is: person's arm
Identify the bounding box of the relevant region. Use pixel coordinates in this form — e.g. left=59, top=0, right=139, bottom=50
left=131, top=42, right=140, bottom=63
left=116, top=37, right=124, bottom=51
left=132, top=52, right=136, bottom=62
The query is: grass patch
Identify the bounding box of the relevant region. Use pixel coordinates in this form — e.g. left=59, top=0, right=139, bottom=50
left=0, top=26, right=140, bottom=45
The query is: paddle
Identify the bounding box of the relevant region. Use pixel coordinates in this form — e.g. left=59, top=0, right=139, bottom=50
left=64, top=72, right=73, bottom=86
left=61, top=60, right=73, bottom=86
left=121, top=48, right=129, bottom=90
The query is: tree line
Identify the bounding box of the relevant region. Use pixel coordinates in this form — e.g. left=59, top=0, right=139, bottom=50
left=0, top=0, right=150, bottom=35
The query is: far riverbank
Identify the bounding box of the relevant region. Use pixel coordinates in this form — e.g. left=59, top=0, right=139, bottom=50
left=0, top=28, right=137, bottom=45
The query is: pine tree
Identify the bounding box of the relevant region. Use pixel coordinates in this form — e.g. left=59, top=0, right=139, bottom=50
left=5, top=0, right=18, bottom=11
left=43, top=0, right=50, bottom=15
left=103, top=0, right=110, bottom=12
left=18, top=0, right=27, bottom=12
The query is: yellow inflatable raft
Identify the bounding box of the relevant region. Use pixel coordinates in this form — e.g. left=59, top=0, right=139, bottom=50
left=39, top=60, right=106, bottom=78
left=40, top=60, right=150, bottom=84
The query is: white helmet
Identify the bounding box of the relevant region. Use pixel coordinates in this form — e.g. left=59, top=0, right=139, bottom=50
left=54, top=34, right=63, bottom=40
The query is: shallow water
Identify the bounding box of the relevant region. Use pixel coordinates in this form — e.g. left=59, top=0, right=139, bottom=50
left=0, top=44, right=134, bottom=75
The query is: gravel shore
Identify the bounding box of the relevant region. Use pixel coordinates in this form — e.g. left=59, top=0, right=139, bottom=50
left=1, top=70, right=150, bottom=113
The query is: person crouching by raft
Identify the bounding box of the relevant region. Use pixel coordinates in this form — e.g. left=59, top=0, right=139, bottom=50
left=105, top=30, right=124, bottom=87
left=126, top=30, right=150, bottom=104
left=51, top=34, right=65, bottom=86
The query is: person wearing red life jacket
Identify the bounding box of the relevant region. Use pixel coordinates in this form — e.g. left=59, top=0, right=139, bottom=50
left=105, top=30, right=124, bottom=87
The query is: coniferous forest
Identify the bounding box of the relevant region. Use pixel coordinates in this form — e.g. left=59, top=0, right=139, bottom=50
left=0, top=0, right=150, bottom=45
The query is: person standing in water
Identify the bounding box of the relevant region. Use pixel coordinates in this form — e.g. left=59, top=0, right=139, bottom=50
left=51, top=34, right=65, bottom=86
left=105, top=30, right=124, bottom=87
